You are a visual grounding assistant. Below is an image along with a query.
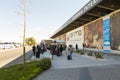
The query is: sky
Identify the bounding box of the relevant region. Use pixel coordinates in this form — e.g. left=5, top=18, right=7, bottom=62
left=0, top=0, right=90, bottom=43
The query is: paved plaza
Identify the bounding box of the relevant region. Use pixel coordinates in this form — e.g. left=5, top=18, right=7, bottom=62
left=33, top=51, right=120, bottom=80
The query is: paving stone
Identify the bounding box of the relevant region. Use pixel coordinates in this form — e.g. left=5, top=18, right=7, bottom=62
left=33, top=51, right=120, bottom=80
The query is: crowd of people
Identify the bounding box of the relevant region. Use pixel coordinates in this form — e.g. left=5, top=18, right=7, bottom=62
left=32, top=42, right=47, bottom=58
left=49, top=44, right=66, bottom=58
left=32, top=42, right=74, bottom=60
left=49, top=44, right=74, bottom=59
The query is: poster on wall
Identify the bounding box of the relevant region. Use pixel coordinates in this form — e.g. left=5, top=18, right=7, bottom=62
left=111, top=12, right=120, bottom=51
left=66, top=26, right=84, bottom=49
left=103, top=15, right=111, bottom=52
left=84, top=19, right=103, bottom=49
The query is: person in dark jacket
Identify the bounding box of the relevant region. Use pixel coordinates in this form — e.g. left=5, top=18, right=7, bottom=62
left=32, top=45, right=36, bottom=55
left=76, top=44, right=78, bottom=50
left=36, top=45, right=41, bottom=58
left=83, top=43, right=85, bottom=53
left=59, top=45, right=63, bottom=56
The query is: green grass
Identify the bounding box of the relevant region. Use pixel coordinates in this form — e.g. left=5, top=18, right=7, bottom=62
left=0, top=58, right=51, bottom=80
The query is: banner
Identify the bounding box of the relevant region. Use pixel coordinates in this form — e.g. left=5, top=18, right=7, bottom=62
left=66, top=26, right=84, bottom=49
left=110, top=11, right=120, bottom=51
left=84, top=19, right=103, bottom=49
left=103, top=15, right=111, bottom=52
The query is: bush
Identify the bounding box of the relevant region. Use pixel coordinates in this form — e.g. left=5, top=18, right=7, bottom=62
left=79, top=50, right=84, bottom=55
left=87, top=52, right=93, bottom=56
left=0, top=58, right=51, bottom=80
left=95, top=52, right=104, bottom=59
left=75, top=50, right=84, bottom=55
left=76, top=50, right=80, bottom=53
left=37, top=58, right=51, bottom=70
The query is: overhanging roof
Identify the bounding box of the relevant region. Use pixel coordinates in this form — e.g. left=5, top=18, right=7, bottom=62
left=51, top=0, right=120, bottom=38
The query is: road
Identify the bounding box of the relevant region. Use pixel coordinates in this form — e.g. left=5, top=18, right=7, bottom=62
left=0, top=46, right=33, bottom=68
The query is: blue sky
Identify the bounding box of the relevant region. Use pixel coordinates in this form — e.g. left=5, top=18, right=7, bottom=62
left=0, top=0, right=90, bottom=42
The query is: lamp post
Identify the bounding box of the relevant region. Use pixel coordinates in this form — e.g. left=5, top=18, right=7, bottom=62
left=23, top=0, right=26, bottom=66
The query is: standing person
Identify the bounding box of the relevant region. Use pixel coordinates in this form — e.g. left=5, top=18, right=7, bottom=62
left=83, top=43, right=85, bottom=53
left=40, top=42, right=45, bottom=54
left=50, top=45, right=54, bottom=59
left=54, top=45, right=57, bottom=55
left=68, top=45, right=73, bottom=59
left=76, top=44, right=78, bottom=51
left=36, top=45, right=41, bottom=58
left=55, top=45, right=60, bottom=56
left=32, top=45, right=36, bottom=55
left=43, top=45, right=47, bottom=52
left=64, top=45, right=67, bottom=55
left=59, top=44, right=63, bottom=56
left=64, top=45, right=67, bottom=50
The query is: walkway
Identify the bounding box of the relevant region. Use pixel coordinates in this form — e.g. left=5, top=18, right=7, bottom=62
left=33, top=51, right=120, bottom=80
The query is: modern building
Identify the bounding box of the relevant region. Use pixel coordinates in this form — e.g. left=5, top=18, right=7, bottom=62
left=51, top=0, right=120, bottom=54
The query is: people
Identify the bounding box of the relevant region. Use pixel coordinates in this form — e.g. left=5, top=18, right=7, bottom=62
left=32, top=45, right=36, bottom=55
left=83, top=43, right=85, bottom=53
left=36, top=45, right=41, bottom=58
left=59, top=44, right=63, bottom=56
left=40, top=42, right=45, bottom=54
left=56, top=45, right=60, bottom=56
left=68, top=45, right=73, bottom=57
left=50, top=45, right=54, bottom=59
left=64, top=45, right=67, bottom=55
left=76, top=44, right=78, bottom=51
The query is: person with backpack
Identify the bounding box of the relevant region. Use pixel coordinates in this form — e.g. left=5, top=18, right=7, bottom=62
left=67, top=45, right=73, bottom=60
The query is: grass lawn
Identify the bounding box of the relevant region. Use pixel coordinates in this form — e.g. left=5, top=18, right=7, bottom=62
left=0, top=58, right=51, bottom=80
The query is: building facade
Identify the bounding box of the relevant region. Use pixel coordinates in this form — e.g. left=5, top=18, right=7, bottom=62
left=51, top=0, right=120, bottom=54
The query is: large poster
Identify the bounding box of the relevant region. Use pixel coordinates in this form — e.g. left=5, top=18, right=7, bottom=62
left=103, top=15, right=111, bottom=52
left=84, top=19, right=103, bottom=49
left=111, top=11, right=120, bottom=51
left=66, top=26, right=84, bottom=49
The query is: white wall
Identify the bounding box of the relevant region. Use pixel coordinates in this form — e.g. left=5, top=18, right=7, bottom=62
left=66, top=26, right=84, bottom=49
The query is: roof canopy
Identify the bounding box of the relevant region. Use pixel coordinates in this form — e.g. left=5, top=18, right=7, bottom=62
left=51, top=0, right=120, bottom=38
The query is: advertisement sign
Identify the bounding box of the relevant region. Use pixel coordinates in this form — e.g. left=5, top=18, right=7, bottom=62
left=110, top=12, right=120, bottom=51
left=103, top=16, right=111, bottom=52
left=84, top=19, right=103, bottom=49
left=66, top=26, right=84, bottom=49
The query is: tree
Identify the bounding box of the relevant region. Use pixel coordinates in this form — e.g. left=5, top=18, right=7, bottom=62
left=25, top=37, right=36, bottom=45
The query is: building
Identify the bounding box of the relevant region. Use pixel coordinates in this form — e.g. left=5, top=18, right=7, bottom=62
left=51, top=0, right=120, bottom=54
